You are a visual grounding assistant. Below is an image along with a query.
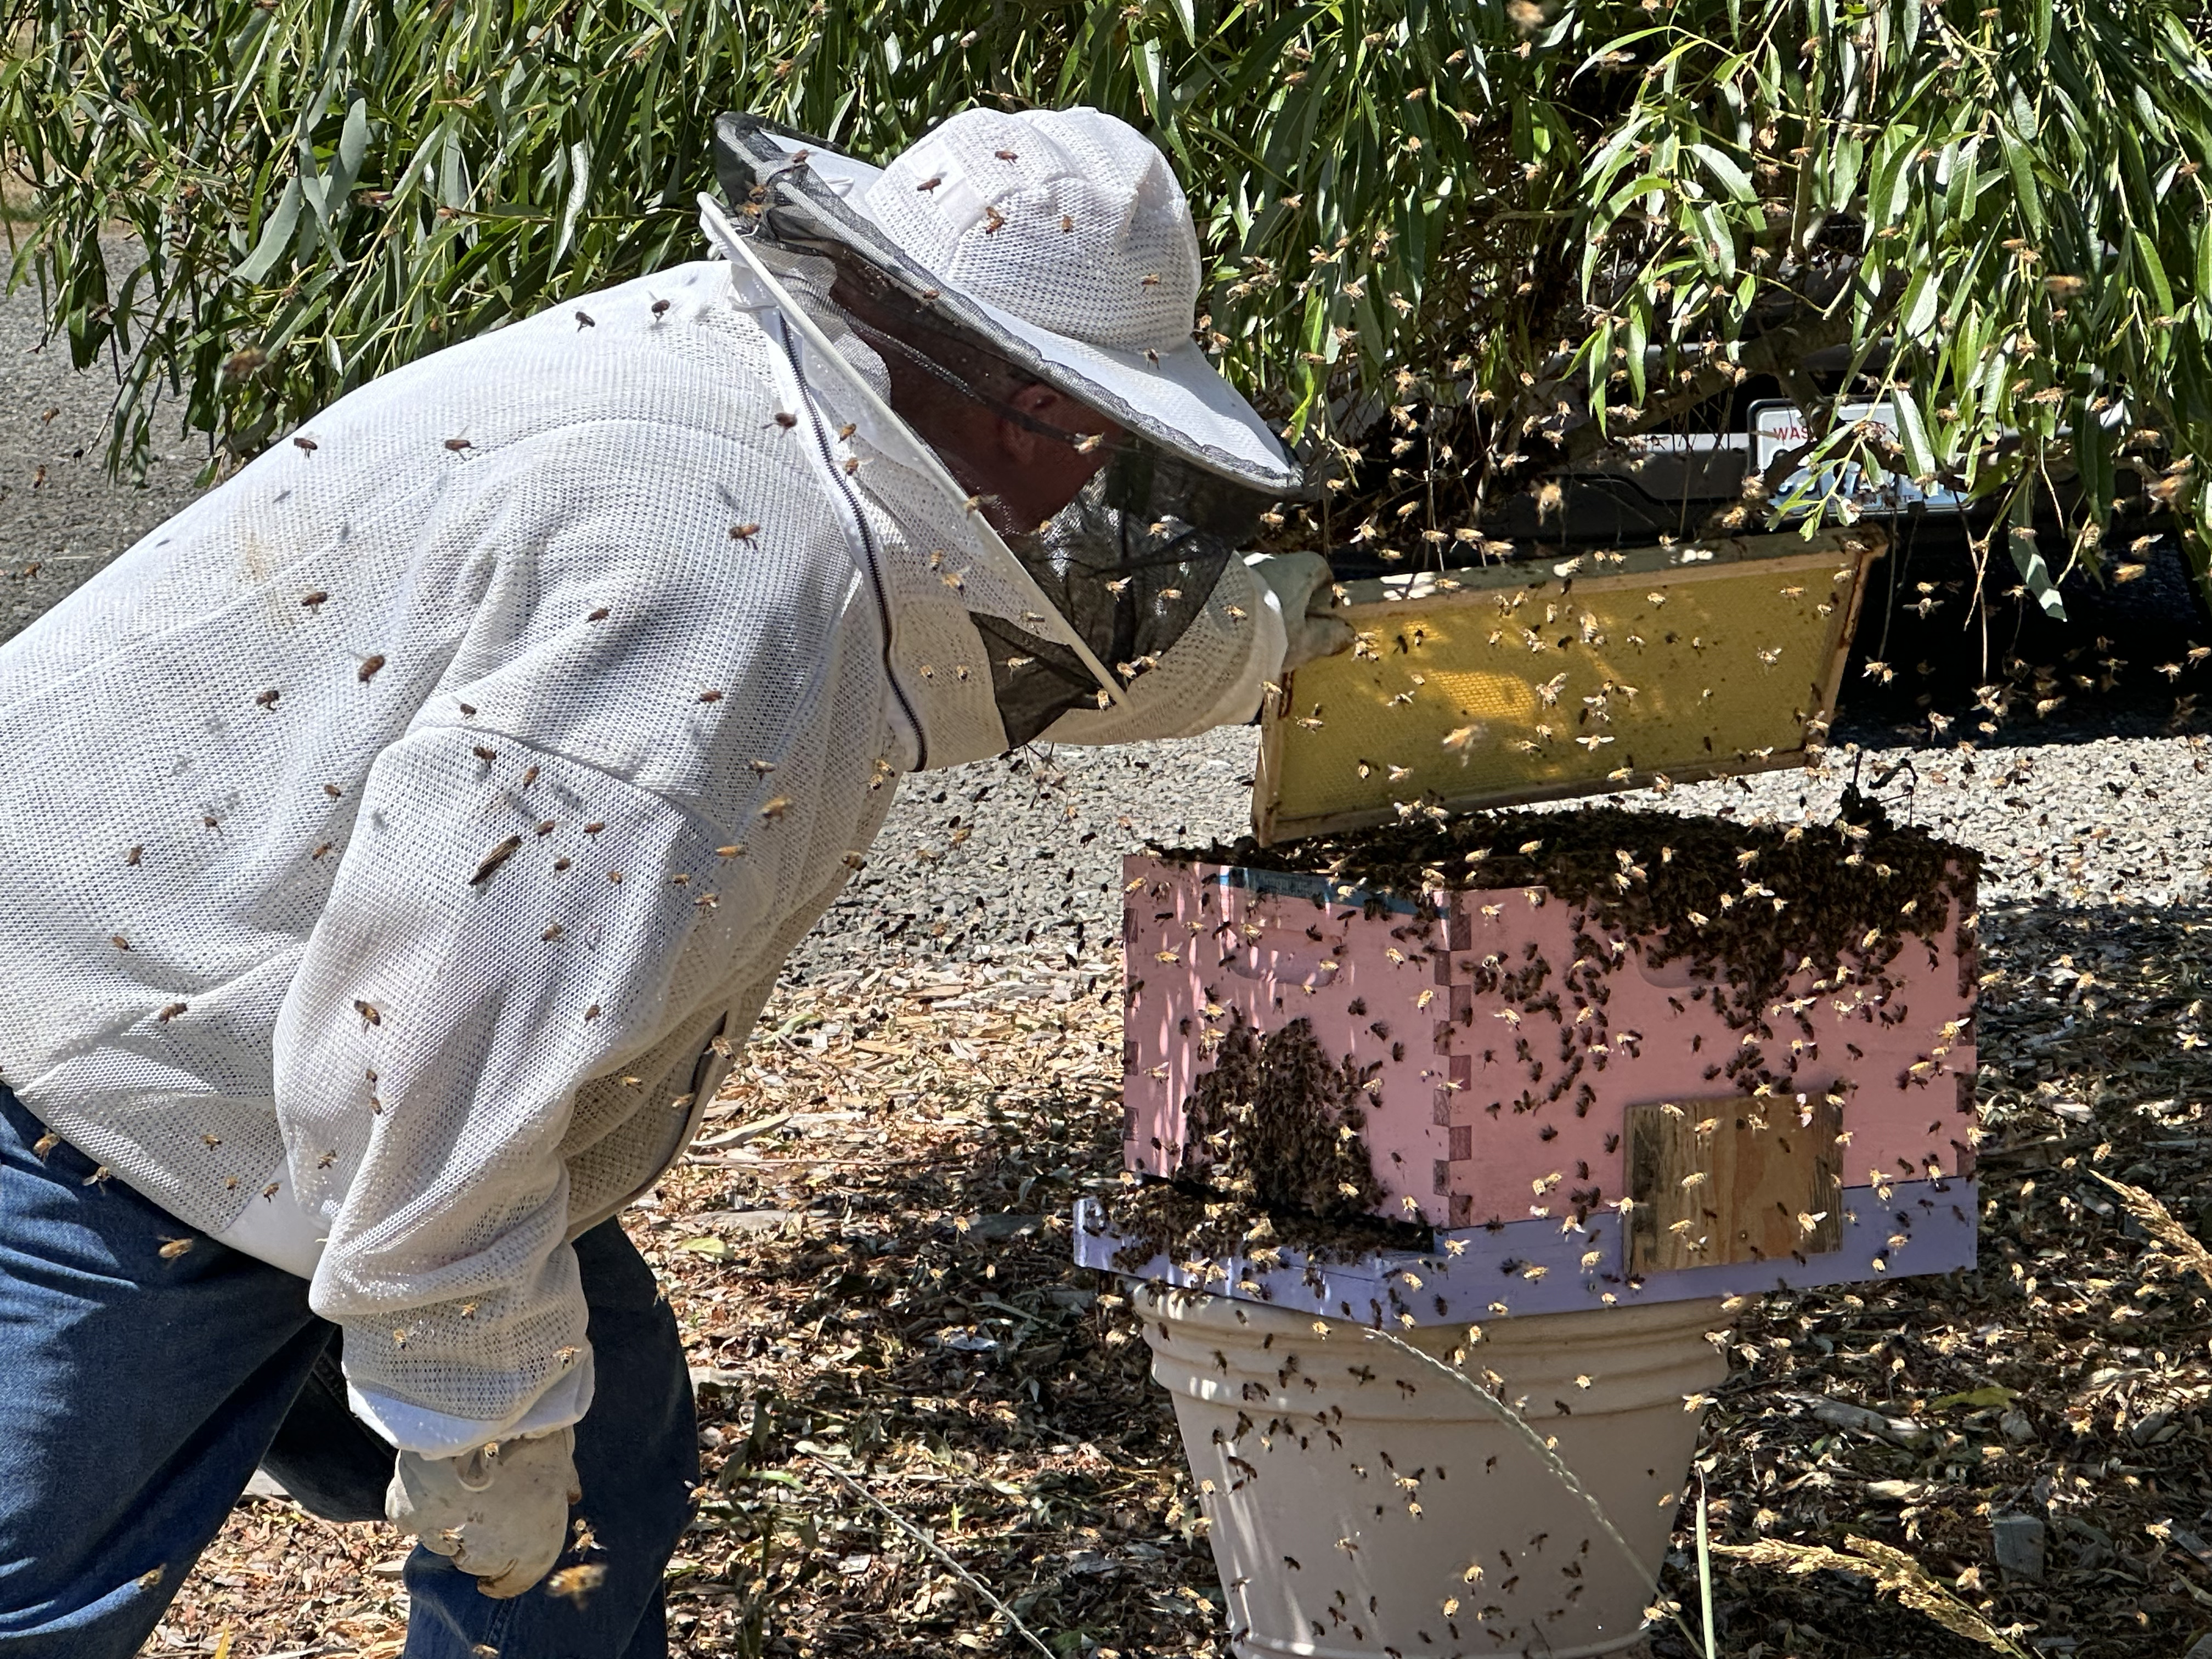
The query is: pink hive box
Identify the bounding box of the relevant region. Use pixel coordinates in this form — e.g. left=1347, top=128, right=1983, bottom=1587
left=1075, top=853, right=1978, bottom=1324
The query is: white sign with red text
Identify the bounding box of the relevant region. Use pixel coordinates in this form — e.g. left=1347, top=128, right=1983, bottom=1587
left=1750, top=399, right=1964, bottom=511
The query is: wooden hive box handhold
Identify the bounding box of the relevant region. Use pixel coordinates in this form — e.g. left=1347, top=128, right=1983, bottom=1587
left=1626, top=1095, right=1844, bottom=1276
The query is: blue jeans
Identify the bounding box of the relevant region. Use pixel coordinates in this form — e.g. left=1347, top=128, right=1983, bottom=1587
left=0, top=1083, right=697, bottom=1656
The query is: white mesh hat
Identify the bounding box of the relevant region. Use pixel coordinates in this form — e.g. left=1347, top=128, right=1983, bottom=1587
left=712, top=108, right=1305, bottom=498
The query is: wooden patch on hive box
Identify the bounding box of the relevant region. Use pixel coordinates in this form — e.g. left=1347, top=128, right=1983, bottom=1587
left=1626, top=1096, right=1843, bottom=1276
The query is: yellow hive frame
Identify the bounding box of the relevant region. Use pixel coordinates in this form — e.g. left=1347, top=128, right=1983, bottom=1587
left=1254, top=527, right=1886, bottom=844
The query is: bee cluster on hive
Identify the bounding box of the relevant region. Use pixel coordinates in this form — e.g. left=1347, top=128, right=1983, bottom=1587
left=1085, top=790, right=1981, bottom=1323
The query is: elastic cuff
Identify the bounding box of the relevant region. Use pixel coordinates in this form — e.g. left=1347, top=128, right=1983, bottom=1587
left=346, top=1347, right=595, bottom=1457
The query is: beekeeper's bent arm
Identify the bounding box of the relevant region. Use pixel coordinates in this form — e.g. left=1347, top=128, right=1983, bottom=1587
left=274, top=730, right=725, bottom=1452
left=1029, top=554, right=1288, bottom=747
left=272, top=422, right=877, bottom=1457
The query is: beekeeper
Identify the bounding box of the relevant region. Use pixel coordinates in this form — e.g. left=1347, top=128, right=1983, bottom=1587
left=0, top=105, right=1348, bottom=1656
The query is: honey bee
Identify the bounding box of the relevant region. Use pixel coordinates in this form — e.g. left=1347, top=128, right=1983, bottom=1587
left=158, top=1236, right=195, bottom=1259
left=469, top=836, right=523, bottom=886
left=357, top=653, right=387, bottom=684
left=730, top=522, right=760, bottom=543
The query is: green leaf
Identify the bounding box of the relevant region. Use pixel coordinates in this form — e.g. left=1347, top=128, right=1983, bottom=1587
left=2008, top=493, right=2066, bottom=620
left=1687, top=140, right=1754, bottom=205
left=234, top=175, right=302, bottom=285
left=1689, top=200, right=1736, bottom=280
left=1997, top=122, right=2045, bottom=238
left=1889, top=387, right=1937, bottom=481
left=1824, top=132, right=1863, bottom=215
left=336, top=95, right=369, bottom=190
left=1929, top=1384, right=2017, bottom=1412
left=1626, top=301, right=1649, bottom=404
left=2076, top=399, right=2116, bottom=522
left=553, top=136, right=592, bottom=272
left=2137, top=228, right=2177, bottom=320
left=1940, top=139, right=1979, bottom=227
left=1872, top=129, right=1915, bottom=230
left=1603, top=171, right=1675, bottom=215
left=1899, top=267, right=1940, bottom=342
left=1586, top=320, right=1613, bottom=395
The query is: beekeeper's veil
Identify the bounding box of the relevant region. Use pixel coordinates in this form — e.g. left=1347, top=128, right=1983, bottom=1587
left=705, top=106, right=1307, bottom=744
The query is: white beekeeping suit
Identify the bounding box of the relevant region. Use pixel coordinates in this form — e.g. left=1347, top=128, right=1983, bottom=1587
left=0, top=105, right=1341, bottom=1460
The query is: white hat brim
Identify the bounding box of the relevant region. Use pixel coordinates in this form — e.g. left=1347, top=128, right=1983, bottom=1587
left=719, top=117, right=1305, bottom=499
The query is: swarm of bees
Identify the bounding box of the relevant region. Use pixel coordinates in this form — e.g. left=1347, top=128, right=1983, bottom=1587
left=1107, top=1015, right=1427, bottom=1277
left=1111, top=788, right=1972, bottom=1309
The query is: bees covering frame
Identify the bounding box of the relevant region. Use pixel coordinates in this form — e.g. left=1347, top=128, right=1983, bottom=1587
left=1253, top=527, right=1884, bottom=845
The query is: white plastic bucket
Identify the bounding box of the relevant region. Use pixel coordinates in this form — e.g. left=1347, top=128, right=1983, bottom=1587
left=1139, top=1286, right=1728, bottom=1658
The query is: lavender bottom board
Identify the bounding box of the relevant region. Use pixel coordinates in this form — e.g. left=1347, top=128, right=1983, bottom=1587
left=1073, top=1178, right=1977, bottom=1325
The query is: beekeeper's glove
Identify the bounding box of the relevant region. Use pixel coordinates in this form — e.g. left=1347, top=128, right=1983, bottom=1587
left=386, top=1427, right=580, bottom=1597
left=1246, top=551, right=1355, bottom=674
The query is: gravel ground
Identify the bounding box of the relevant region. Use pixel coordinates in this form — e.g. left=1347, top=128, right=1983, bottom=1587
left=0, top=268, right=207, bottom=639
left=10, top=268, right=2212, bottom=963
